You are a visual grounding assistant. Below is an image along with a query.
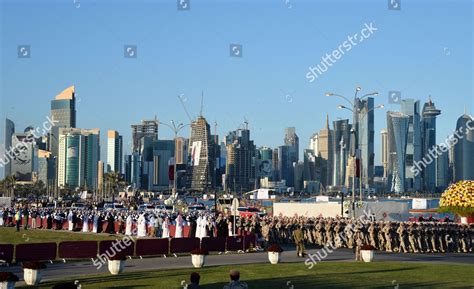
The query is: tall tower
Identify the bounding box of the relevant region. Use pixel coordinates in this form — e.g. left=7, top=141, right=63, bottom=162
left=284, top=127, right=299, bottom=187
left=356, top=97, right=375, bottom=187
left=332, top=119, right=351, bottom=187
left=226, top=128, right=256, bottom=193
left=421, top=96, right=441, bottom=192
left=387, top=112, right=410, bottom=193
left=381, top=129, right=388, bottom=179
left=187, top=116, right=215, bottom=191
left=3, top=118, right=15, bottom=177
left=107, top=130, right=123, bottom=173
left=401, top=99, right=422, bottom=191
left=50, top=86, right=76, bottom=157
left=453, top=114, right=474, bottom=181
left=317, top=114, right=333, bottom=188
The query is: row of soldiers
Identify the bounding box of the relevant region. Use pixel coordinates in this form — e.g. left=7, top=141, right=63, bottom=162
left=256, top=216, right=473, bottom=253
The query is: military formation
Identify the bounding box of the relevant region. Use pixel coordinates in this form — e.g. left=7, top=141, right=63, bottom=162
left=255, top=216, right=473, bottom=253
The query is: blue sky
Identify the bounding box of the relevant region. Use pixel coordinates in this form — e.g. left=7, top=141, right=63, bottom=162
left=1, top=0, right=473, bottom=173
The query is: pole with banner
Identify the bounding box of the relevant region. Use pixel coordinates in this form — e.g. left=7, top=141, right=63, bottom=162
left=231, top=198, right=239, bottom=236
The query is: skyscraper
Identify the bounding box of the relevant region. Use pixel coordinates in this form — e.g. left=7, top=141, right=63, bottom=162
left=57, top=128, right=100, bottom=190
left=387, top=112, right=410, bottom=193
left=453, top=114, right=474, bottom=181
left=3, top=118, right=15, bottom=177
left=381, top=129, right=388, bottom=179
left=107, top=130, right=123, bottom=173
left=401, top=99, right=422, bottom=191
left=317, top=114, right=333, bottom=188
left=421, top=97, right=441, bottom=192
left=436, top=144, right=449, bottom=192
left=309, top=133, right=319, bottom=156
left=284, top=127, right=299, bottom=187
left=50, top=86, right=76, bottom=157
left=131, top=119, right=159, bottom=152
left=356, top=97, right=375, bottom=187
left=225, top=128, right=256, bottom=193
left=332, top=119, right=351, bottom=187
left=151, top=140, right=175, bottom=190
left=175, top=137, right=188, bottom=165
left=37, top=149, right=56, bottom=190
left=187, top=116, right=215, bottom=191
left=10, top=131, right=37, bottom=182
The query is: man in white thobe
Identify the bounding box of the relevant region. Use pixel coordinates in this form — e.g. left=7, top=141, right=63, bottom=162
left=125, top=214, right=133, bottom=236
left=162, top=217, right=170, bottom=238
left=67, top=210, right=74, bottom=231
left=137, top=214, right=147, bottom=237
left=175, top=214, right=184, bottom=238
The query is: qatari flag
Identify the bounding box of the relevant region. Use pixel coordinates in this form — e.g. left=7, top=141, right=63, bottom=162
left=168, top=157, right=175, bottom=181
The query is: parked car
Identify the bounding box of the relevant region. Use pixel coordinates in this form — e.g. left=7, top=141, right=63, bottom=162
left=238, top=206, right=266, bottom=218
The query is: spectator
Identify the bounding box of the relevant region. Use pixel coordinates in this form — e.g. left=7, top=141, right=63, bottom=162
left=187, top=272, right=202, bottom=289
left=223, top=270, right=248, bottom=289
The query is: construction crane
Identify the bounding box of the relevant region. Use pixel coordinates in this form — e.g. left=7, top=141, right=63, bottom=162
left=178, top=94, right=193, bottom=122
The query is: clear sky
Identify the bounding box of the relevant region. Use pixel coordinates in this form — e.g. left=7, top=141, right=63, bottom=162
left=1, top=0, right=473, bottom=174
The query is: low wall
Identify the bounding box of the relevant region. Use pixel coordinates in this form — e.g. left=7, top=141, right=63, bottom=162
left=273, top=202, right=342, bottom=218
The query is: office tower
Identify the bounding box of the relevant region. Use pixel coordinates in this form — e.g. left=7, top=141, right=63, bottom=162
left=284, top=127, right=299, bottom=187
left=387, top=112, right=410, bottom=193
left=317, top=114, right=333, bottom=188
left=277, top=145, right=291, bottom=187
left=130, top=152, right=141, bottom=189
left=124, top=154, right=132, bottom=184
left=272, top=148, right=279, bottom=180
left=421, top=97, right=441, bottom=192
left=3, top=118, right=15, bottom=177
left=332, top=119, right=351, bottom=187
left=453, top=114, right=474, bottom=181
left=151, top=140, right=175, bottom=189
left=57, top=128, right=100, bottom=190
left=436, top=145, right=449, bottom=192
left=294, top=161, right=304, bottom=191
left=131, top=118, right=159, bottom=152
left=309, top=133, right=319, bottom=156
left=10, top=131, right=37, bottom=182
left=107, top=130, right=123, bottom=173
left=381, top=129, right=389, bottom=179
left=97, top=160, right=104, bottom=196
left=50, top=86, right=76, bottom=157
left=225, top=128, right=256, bottom=193
left=401, top=99, right=422, bottom=191
left=356, top=97, right=375, bottom=187
left=303, top=149, right=318, bottom=182
left=258, top=147, right=273, bottom=180
left=37, top=150, right=56, bottom=189
left=175, top=137, right=188, bottom=165
left=187, top=116, right=215, bottom=191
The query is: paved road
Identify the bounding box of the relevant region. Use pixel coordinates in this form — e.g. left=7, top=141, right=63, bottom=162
left=1, top=247, right=472, bottom=285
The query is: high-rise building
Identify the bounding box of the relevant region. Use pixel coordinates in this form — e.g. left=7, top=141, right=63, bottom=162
left=57, top=128, right=100, bottom=190
left=387, top=112, right=410, bottom=193
left=151, top=140, right=175, bottom=189
left=356, top=97, right=375, bottom=187
left=3, top=118, right=15, bottom=178
left=50, top=86, right=76, bottom=157
left=258, top=147, right=274, bottom=181
left=187, top=116, right=215, bottom=191
left=309, top=133, right=319, bottom=156
left=97, top=160, right=104, bottom=196
left=381, top=129, right=389, bottom=179
left=421, top=97, right=441, bottom=192
left=225, top=128, right=256, bottom=193
left=131, top=119, right=159, bottom=152
left=317, top=114, right=333, bottom=188
left=436, top=145, right=449, bottom=192
left=107, top=130, right=123, bottom=173
left=401, top=99, right=422, bottom=191
left=175, top=137, right=188, bottom=165
left=284, top=127, right=299, bottom=187
left=11, top=131, right=37, bottom=182
left=37, top=149, right=56, bottom=188
left=332, top=119, right=351, bottom=187
left=277, top=145, right=291, bottom=186
left=453, top=114, right=474, bottom=181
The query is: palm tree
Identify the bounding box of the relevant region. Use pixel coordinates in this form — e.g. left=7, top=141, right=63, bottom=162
left=105, top=171, right=124, bottom=203
left=4, top=175, right=17, bottom=199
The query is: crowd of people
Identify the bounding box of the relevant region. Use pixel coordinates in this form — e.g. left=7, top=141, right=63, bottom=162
left=1, top=205, right=473, bottom=254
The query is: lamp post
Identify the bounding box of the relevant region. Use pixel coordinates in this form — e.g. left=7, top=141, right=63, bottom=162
left=159, top=120, right=189, bottom=196
left=326, top=87, right=380, bottom=218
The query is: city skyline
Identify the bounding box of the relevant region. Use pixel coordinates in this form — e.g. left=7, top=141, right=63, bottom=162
left=1, top=0, right=473, bottom=177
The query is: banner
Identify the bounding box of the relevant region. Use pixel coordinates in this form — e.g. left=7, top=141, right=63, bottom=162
left=190, top=141, right=202, bottom=166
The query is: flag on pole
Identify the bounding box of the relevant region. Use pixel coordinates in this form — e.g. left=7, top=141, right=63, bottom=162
left=168, top=157, right=175, bottom=181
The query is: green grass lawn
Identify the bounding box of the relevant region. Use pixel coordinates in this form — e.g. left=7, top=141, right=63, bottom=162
left=0, top=227, right=116, bottom=244
left=17, top=262, right=474, bottom=289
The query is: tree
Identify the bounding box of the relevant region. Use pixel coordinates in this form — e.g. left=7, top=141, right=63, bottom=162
left=105, top=172, right=125, bottom=203
left=4, top=175, right=17, bottom=198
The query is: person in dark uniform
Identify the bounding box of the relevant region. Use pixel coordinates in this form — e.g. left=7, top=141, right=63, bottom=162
left=293, top=225, right=306, bottom=257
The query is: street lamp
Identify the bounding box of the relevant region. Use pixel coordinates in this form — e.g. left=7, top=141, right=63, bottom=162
left=159, top=120, right=189, bottom=196
left=327, top=86, right=381, bottom=218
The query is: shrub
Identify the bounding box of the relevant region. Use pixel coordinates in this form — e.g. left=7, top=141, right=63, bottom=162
left=22, top=262, right=47, bottom=270
left=190, top=248, right=209, bottom=255
left=267, top=244, right=283, bottom=253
